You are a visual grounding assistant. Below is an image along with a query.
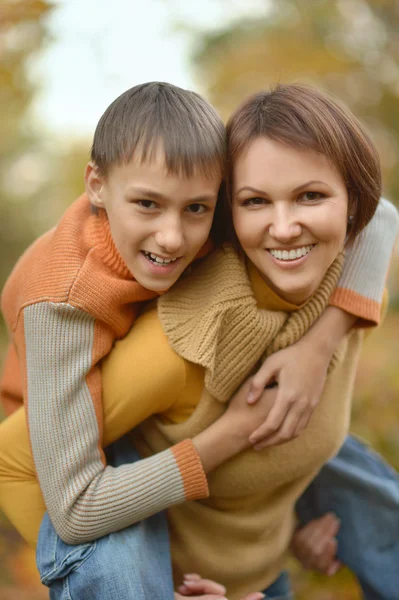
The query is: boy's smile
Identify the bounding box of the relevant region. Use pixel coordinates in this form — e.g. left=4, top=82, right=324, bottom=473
left=86, top=149, right=221, bottom=292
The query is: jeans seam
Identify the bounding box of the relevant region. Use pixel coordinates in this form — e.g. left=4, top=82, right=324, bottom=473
left=41, top=541, right=97, bottom=586
left=63, top=576, right=72, bottom=600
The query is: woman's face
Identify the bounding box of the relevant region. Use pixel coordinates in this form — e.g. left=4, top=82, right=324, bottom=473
left=232, top=137, right=349, bottom=304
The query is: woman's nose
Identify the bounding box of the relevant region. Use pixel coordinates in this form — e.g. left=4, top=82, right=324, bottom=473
left=268, top=207, right=302, bottom=242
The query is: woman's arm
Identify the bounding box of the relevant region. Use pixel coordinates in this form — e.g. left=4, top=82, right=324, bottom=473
left=247, top=198, right=399, bottom=447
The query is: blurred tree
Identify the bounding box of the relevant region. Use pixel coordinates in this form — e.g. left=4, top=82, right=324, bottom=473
left=0, top=1, right=89, bottom=344
left=0, top=0, right=53, bottom=288
left=191, top=0, right=399, bottom=207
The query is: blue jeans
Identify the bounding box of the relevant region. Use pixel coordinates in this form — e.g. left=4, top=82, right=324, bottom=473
left=296, top=435, right=399, bottom=600
left=37, top=434, right=399, bottom=600
left=37, top=437, right=175, bottom=600
left=37, top=436, right=292, bottom=599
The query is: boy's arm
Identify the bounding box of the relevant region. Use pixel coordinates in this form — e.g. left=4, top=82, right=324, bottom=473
left=0, top=310, right=276, bottom=546
left=0, top=343, right=23, bottom=416
left=248, top=198, right=399, bottom=447
left=18, top=305, right=208, bottom=545
left=330, top=197, right=399, bottom=326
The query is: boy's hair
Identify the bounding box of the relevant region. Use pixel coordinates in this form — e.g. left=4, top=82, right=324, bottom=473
left=226, top=83, right=381, bottom=243
left=91, top=81, right=226, bottom=179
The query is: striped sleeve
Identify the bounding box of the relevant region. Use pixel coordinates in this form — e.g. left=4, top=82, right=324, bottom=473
left=23, top=301, right=208, bottom=545
left=330, top=198, right=399, bottom=326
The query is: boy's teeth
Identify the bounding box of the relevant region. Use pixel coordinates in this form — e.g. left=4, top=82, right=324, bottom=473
left=269, top=245, right=315, bottom=261
left=144, top=251, right=177, bottom=265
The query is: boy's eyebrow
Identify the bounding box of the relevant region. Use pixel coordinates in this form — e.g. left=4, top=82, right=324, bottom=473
left=127, top=186, right=217, bottom=203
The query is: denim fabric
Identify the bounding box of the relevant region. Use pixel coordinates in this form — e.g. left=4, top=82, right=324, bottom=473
left=262, top=570, right=294, bottom=599
left=296, top=434, right=399, bottom=600
left=36, top=437, right=175, bottom=600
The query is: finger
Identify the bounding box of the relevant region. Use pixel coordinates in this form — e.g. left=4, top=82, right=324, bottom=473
left=248, top=361, right=279, bottom=403
left=241, top=593, right=266, bottom=600
left=314, top=538, right=339, bottom=573
left=253, top=409, right=301, bottom=449
left=182, top=579, right=227, bottom=596
left=326, top=559, right=342, bottom=576
left=249, top=399, right=290, bottom=444
left=307, top=513, right=340, bottom=550
left=293, top=410, right=312, bottom=438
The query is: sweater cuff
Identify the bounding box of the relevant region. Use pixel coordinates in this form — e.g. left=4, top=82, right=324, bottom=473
left=329, top=287, right=380, bottom=327
left=171, top=439, right=209, bottom=501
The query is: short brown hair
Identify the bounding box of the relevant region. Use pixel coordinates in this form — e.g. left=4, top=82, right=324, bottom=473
left=226, top=84, right=381, bottom=243
left=91, top=81, right=226, bottom=179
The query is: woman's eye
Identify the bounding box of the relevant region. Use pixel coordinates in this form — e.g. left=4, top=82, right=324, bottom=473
left=186, top=203, right=207, bottom=214
left=137, top=200, right=157, bottom=209
left=242, top=197, right=267, bottom=206
left=300, top=192, right=325, bottom=202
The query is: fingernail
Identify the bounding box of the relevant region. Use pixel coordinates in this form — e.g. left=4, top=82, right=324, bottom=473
left=247, top=391, right=254, bottom=403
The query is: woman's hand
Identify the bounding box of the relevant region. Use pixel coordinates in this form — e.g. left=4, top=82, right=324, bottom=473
left=247, top=307, right=356, bottom=449
left=290, top=513, right=342, bottom=576
left=176, top=573, right=265, bottom=600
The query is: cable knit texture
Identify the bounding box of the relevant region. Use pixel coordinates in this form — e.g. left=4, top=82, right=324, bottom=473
left=159, top=246, right=344, bottom=403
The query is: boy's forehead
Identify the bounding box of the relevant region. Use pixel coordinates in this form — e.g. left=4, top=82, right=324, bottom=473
left=108, top=146, right=222, bottom=186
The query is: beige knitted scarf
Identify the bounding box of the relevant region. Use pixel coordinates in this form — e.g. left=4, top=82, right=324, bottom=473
left=158, top=246, right=344, bottom=403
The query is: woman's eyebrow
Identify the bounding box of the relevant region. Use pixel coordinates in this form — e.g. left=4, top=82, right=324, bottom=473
left=236, top=185, right=266, bottom=195
left=292, top=180, right=331, bottom=193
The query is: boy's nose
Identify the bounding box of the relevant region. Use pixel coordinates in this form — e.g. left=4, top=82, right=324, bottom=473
left=155, top=218, right=184, bottom=254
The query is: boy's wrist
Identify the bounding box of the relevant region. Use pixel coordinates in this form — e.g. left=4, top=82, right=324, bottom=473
left=302, top=306, right=356, bottom=358
left=192, top=414, right=247, bottom=473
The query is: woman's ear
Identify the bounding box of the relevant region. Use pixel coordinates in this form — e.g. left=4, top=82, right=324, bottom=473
left=85, top=162, right=105, bottom=208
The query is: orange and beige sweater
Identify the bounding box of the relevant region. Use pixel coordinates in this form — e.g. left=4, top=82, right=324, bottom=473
left=0, top=196, right=397, bottom=547
left=0, top=194, right=208, bottom=544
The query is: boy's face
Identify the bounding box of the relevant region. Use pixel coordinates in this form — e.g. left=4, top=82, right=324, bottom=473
left=86, top=150, right=221, bottom=292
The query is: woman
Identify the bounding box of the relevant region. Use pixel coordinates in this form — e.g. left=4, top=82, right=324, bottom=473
left=0, top=84, right=394, bottom=599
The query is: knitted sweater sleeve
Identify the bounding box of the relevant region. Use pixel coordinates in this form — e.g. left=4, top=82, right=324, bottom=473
left=0, top=342, right=23, bottom=416
left=22, top=303, right=208, bottom=545
left=330, top=198, right=399, bottom=325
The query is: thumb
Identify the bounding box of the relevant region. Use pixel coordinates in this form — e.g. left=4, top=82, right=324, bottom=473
left=248, top=359, right=279, bottom=404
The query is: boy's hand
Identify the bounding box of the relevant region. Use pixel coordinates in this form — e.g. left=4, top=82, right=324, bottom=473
left=247, top=339, right=329, bottom=449
left=223, top=379, right=278, bottom=450
left=176, top=573, right=265, bottom=600
left=248, top=307, right=356, bottom=449
left=290, top=513, right=342, bottom=576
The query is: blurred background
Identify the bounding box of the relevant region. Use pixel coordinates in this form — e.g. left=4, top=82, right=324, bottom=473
left=0, top=0, right=398, bottom=598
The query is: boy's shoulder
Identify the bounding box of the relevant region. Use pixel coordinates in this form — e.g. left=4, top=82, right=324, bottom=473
left=1, top=194, right=148, bottom=334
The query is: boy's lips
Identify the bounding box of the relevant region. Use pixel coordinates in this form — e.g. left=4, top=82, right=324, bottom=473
left=140, top=250, right=183, bottom=274
left=141, top=250, right=181, bottom=265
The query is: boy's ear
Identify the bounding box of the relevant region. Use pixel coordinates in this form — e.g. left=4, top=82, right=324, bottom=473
left=85, top=162, right=105, bottom=208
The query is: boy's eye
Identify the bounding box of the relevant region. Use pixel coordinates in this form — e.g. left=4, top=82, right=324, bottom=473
left=186, top=203, right=207, bottom=214
left=299, top=192, right=325, bottom=202
left=137, top=200, right=157, bottom=209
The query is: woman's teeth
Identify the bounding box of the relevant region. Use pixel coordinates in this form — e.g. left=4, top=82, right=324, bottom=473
left=269, top=245, right=315, bottom=261
left=143, top=251, right=177, bottom=266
